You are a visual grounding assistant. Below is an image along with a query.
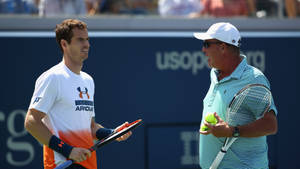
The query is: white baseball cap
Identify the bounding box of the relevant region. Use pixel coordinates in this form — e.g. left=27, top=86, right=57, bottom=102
left=194, top=22, right=241, bottom=47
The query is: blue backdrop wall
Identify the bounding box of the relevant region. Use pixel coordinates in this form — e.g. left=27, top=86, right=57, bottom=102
left=0, top=32, right=299, bottom=169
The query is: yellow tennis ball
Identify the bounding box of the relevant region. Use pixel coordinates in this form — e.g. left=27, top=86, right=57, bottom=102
left=200, top=124, right=209, bottom=131
left=200, top=113, right=217, bottom=131
left=205, top=113, right=217, bottom=125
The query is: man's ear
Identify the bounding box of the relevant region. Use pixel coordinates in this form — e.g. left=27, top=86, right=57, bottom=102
left=221, top=43, right=227, bottom=50
left=219, top=43, right=226, bottom=52
left=61, top=39, right=68, bottom=50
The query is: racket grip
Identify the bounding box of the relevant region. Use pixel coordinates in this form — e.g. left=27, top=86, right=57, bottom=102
left=209, top=151, right=225, bottom=169
left=54, top=160, right=73, bottom=169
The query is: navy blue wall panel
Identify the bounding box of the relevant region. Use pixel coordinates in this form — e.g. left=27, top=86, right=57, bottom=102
left=0, top=35, right=299, bottom=169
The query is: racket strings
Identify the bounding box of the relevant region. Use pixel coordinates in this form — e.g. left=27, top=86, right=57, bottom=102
left=245, top=87, right=271, bottom=103
left=227, top=86, right=271, bottom=126
left=226, top=89, right=249, bottom=123
left=244, top=87, right=271, bottom=112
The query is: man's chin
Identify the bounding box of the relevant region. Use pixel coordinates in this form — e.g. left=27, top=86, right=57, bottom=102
left=81, top=54, right=88, bottom=61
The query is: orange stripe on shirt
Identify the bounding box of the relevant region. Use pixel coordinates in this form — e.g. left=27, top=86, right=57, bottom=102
left=44, top=145, right=56, bottom=169
left=58, top=130, right=97, bottom=169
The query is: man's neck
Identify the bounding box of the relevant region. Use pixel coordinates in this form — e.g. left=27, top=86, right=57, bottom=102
left=218, top=55, right=242, bottom=81
left=63, top=57, right=82, bottom=75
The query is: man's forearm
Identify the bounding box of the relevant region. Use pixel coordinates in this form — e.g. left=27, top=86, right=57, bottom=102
left=24, top=109, right=53, bottom=145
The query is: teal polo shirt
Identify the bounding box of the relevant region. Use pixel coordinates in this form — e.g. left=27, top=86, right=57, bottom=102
left=199, top=55, right=278, bottom=169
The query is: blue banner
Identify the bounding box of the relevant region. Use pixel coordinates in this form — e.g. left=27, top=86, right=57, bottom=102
left=0, top=33, right=299, bottom=169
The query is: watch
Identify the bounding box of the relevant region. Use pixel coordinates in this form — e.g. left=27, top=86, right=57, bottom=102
left=232, top=126, right=240, bottom=137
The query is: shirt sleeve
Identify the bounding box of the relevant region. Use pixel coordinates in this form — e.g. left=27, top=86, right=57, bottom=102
left=252, top=75, right=278, bottom=119
left=29, top=72, right=58, bottom=114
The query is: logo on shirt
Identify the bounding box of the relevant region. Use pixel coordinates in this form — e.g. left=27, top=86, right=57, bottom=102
left=77, top=87, right=90, bottom=99
left=75, top=87, right=94, bottom=112
left=33, top=97, right=42, bottom=104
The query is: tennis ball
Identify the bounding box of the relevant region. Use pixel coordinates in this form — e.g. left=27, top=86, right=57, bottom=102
left=200, top=124, right=209, bottom=131
left=200, top=113, right=217, bottom=131
left=205, top=113, right=217, bottom=125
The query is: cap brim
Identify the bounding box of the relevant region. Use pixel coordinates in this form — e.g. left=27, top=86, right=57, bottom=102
left=193, top=32, right=213, bottom=40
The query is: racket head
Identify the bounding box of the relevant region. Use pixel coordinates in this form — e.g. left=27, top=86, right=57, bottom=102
left=226, top=84, right=272, bottom=126
left=90, top=119, right=142, bottom=151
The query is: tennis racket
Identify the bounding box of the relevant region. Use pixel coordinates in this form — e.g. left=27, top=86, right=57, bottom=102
left=209, top=84, right=272, bottom=169
left=55, top=119, right=142, bottom=169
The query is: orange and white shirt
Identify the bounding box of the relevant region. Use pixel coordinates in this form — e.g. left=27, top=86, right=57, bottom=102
left=29, top=62, right=97, bottom=169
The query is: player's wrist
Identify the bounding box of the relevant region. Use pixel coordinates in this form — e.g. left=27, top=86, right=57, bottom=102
left=48, top=135, right=73, bottom=158
left=96, top=128, right=114, bottom=140
left=232, top=126, right=240, bottom=137
left=228, top=126, right=235, bottom=137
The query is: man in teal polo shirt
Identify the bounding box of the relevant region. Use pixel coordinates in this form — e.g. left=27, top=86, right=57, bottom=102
left=193, top=22, right=278, bottom=169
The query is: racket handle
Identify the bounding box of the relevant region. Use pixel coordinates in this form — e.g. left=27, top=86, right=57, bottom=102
left=54, top=160, right=73, bottom=169
left=209, top=151, right=225, bottom=169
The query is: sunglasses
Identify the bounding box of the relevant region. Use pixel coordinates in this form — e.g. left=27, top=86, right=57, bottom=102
left=203, top=41, right=223, bottom=48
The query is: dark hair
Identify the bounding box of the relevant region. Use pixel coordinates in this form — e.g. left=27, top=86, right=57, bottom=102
left=55, top=19, right=87, bottom=52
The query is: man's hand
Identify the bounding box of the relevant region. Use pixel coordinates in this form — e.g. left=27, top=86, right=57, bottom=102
left=199, top=112, right=233, bottom=137
left=114, top=122, right=132, bottom=142
left=69, top=147, right=91, bottom=162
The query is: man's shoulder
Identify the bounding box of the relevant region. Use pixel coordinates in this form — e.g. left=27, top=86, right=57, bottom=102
left=243, top=65, right=270, bottom=87
left=80, top=71, right=94, bottom=81
left=244, top=64, right=265, bottom=78
left=36, top=63, right=64, bottom=82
